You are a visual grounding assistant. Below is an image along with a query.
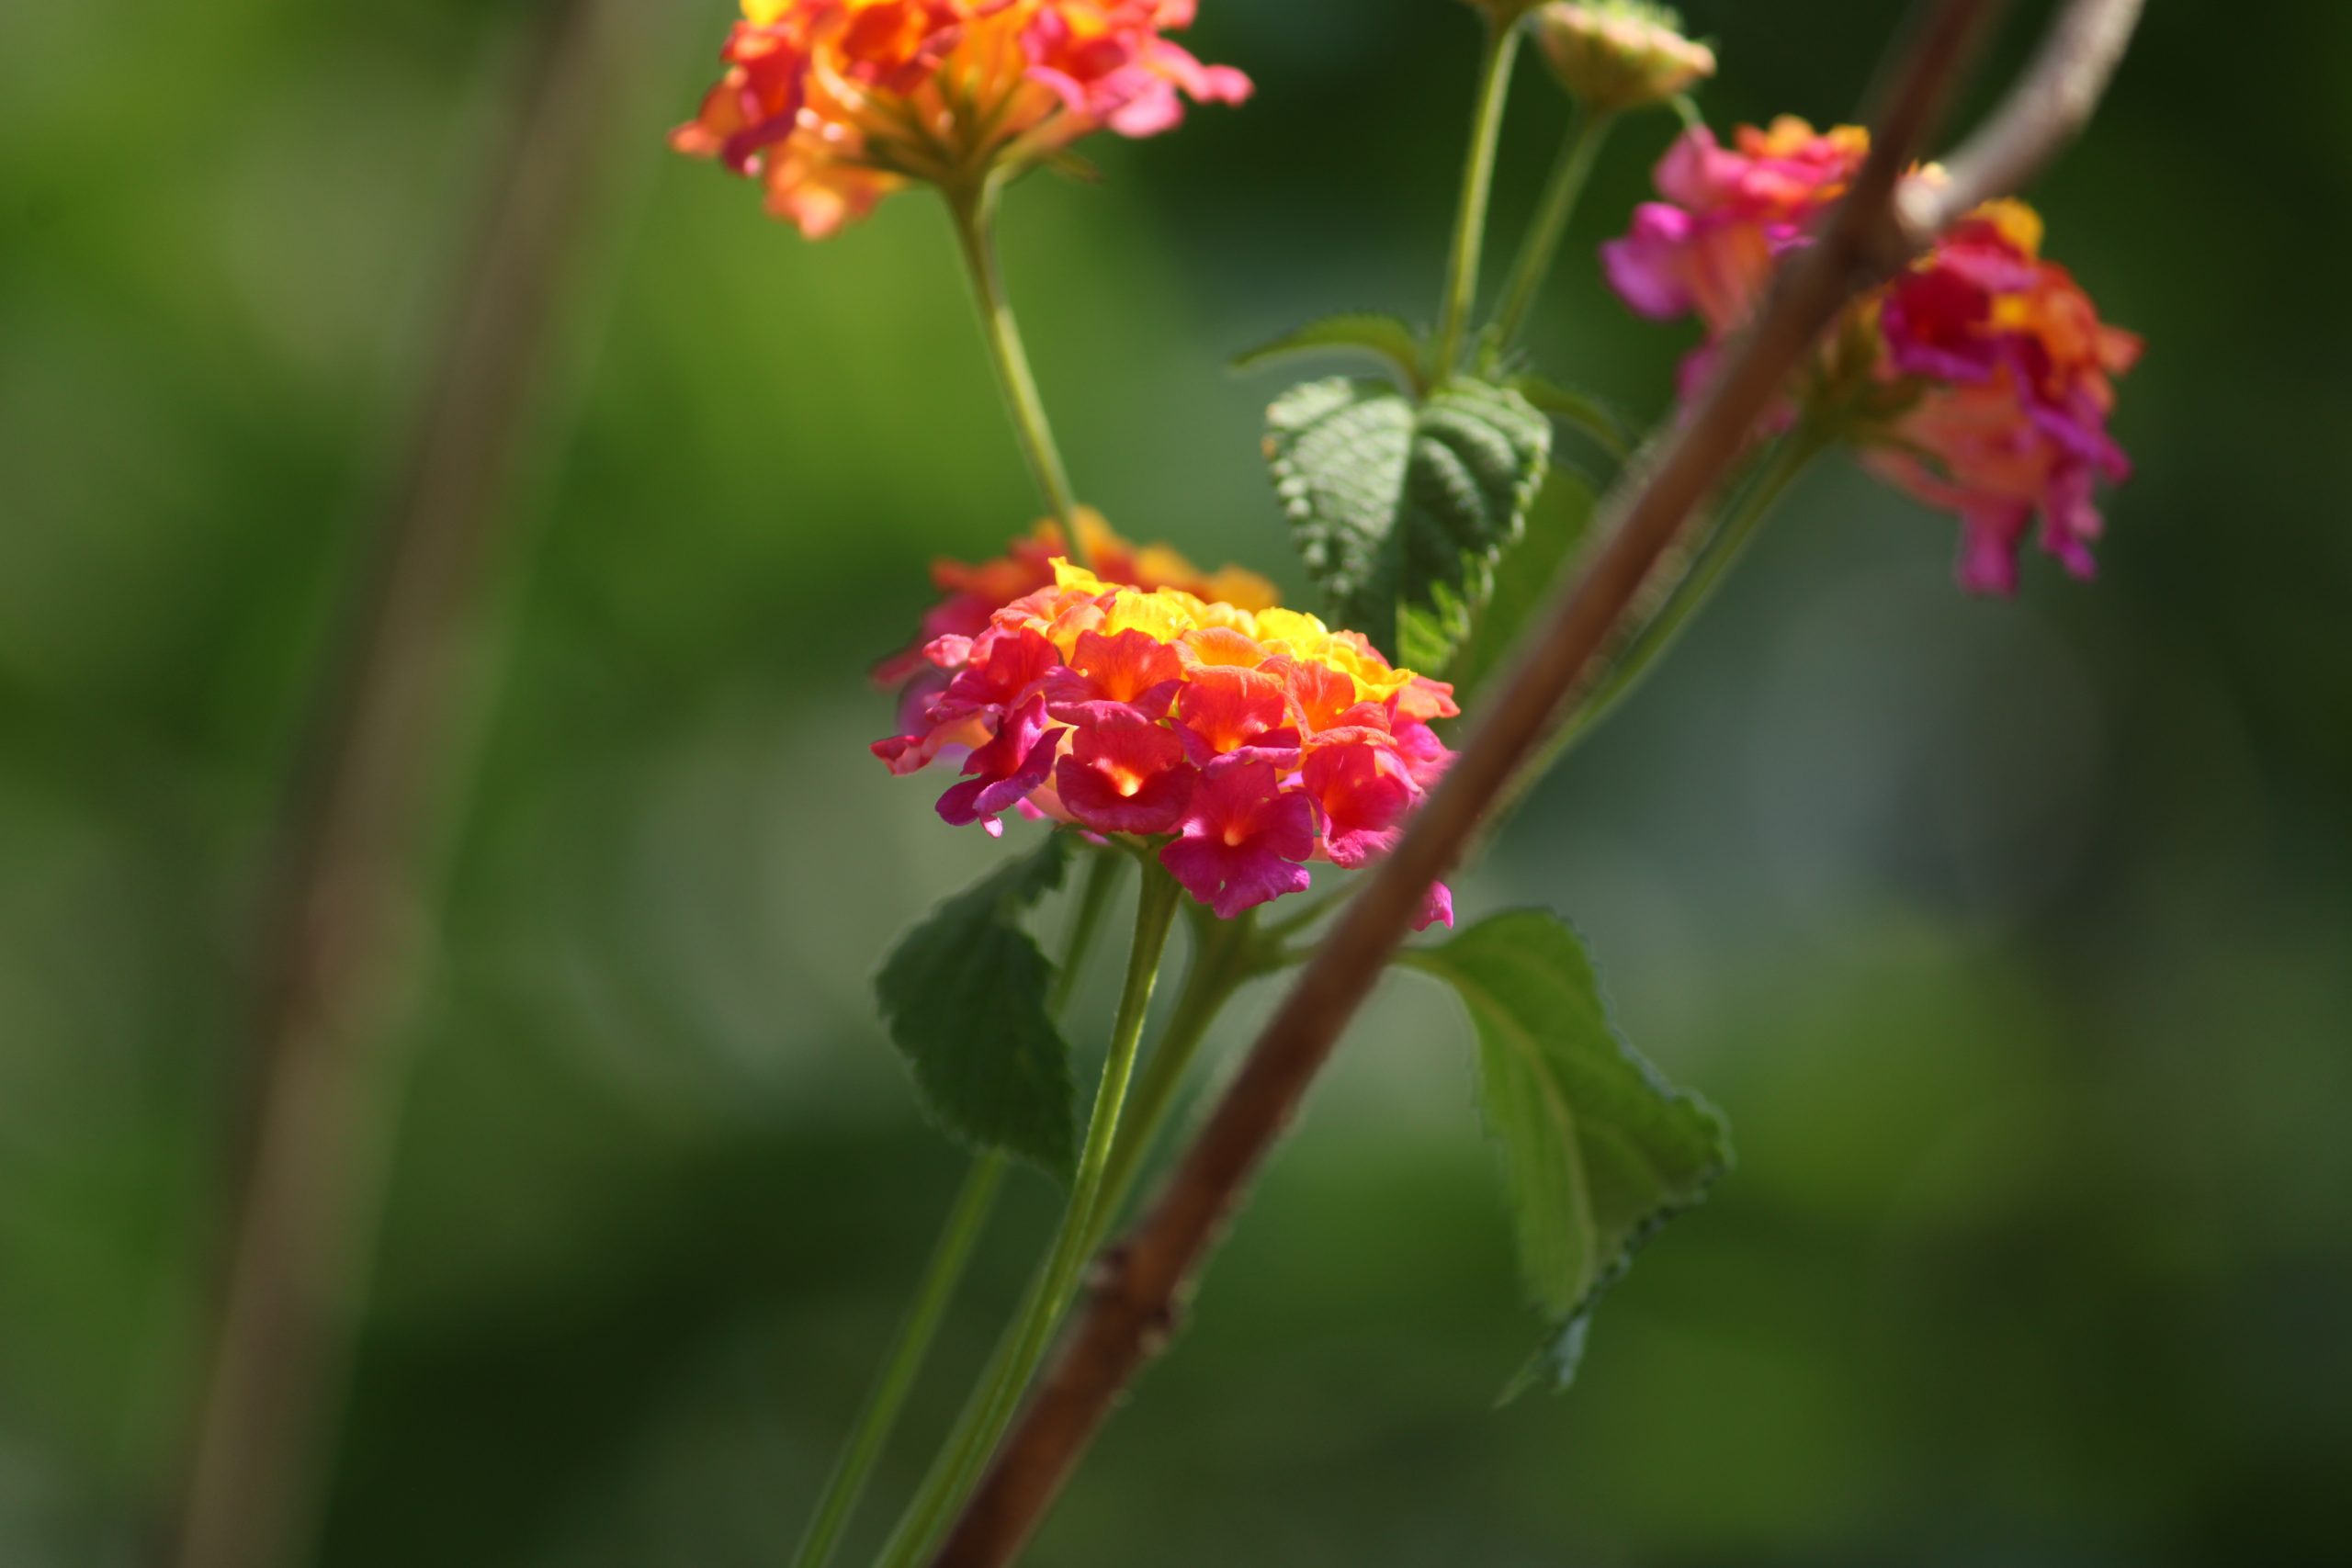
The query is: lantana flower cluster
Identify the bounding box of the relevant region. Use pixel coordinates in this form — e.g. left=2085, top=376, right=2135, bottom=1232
left=875, top=509, right=1275, bottom=688
left=673, top=0, right=1251, bottom=237
left=874, top=556, right=1458, bottom=927
left=1602, top=117, right=2143, bottom=593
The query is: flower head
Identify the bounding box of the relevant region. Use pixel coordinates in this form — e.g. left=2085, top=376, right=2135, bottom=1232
left=1866, top=199, right=2143, bottom=592
left=1601, top=117, right=1867, bottom=332
left=1532, top=3, right=1715, bottom=115
left=876, top=552, right=1457, bottom=925
left=1601, top=119, right=2140, bottom=593
left=875, top=509, right=1276, bottom=692
left=673, top=1, right=1251, bottom=237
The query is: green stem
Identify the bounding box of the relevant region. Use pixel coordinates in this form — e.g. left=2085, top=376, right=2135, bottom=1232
left=1466, top=429, right=1826, bottom=852
left=1430, top=17, right=1524, bottom=384
left=1255, top=877, right=1354, bottom=943
left=1484, top=105, right=1616, bottom=360
left=1089, top=909, right=1260, bottom=1236
left=789, top=1156, right=1004, bottom=1568
left=1559, top=426, right=1828, bottom=750
left=1048, top=850, right=1126, bottom=1018
left=872, top=866, right=1183, bottom=1568
left=790, top=846, right=1120, bottom=1568
left=944, top=180, right=1087, bottom=566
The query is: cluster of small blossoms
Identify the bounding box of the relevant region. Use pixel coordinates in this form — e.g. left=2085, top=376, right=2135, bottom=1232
left=874, top=558, right=1459, bottom=927
left=1601, top=117, right=2142, bottom=592
left=874, top=509, right=1275, bottom=688
left=673, top=0, right=1250, bottom=237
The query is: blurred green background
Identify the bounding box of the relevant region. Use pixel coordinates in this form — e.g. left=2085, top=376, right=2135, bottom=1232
left=5, top=0, right=2349, bottom=1562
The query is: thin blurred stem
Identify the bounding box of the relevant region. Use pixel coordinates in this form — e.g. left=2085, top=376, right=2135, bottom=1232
left=792, top=1157, right=1006, bottom=1568
left=1257, top=878, right=1351, bottom=942
left=1484, top=105, right=1615, bottom=359
left=1090, top=907, right=1264, bottom=1236
left=1468, top=429, right=1830, bottom=846
left=1555, top=425, right=1829, bottom=752
left=169, top=6, right=636, bottom=1567
left=944, top=181, right=1087, bottom=566
left=1431, top=16, right=1524, bottom=383
left=873, top=866, right=1182, bottom=1568
left=1048, top=850, right=1125, bottom=1018
left=791, top=849, right=1123, bottom=1568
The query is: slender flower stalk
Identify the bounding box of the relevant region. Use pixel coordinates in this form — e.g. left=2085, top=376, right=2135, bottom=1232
left=1431, top=16, right=1525, bottom=382
left=945, top=181, right=1088, bottom=565
left=1089, top=905, right=1268, bottom=1235
left=791, top=1156, right=1006, bottom=1568
left=873, top=863, right=1182, bottom=1568
left=1554, top=425, right=1827, bottom=751
left=1048, top=850, right=1130, bottom=1014
left=1484, top=105, right=1616, bottom=358
left=788, top=852, right=1125, bottom=1568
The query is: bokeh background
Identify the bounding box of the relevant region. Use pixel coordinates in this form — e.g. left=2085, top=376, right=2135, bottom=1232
left=5, top=0, right=2349, bottom=1562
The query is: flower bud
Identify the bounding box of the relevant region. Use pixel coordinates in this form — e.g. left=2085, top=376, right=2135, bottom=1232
left=1533, top=2, right=1715, bottom=114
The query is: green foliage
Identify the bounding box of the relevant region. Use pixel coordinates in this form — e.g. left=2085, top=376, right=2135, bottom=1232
left=1439, top=466, right=1597, bottom=708
left=1265, top=375, right=1550, bottom=669
left=1233, top=313, right=1429, bottom=393
left=1405, top=910, right=1729, bottom=1393
left=876, top=834, right=1078, bottom=1181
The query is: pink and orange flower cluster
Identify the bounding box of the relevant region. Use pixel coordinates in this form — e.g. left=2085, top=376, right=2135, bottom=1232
left=874, top=509, right=1275, bottom=687
left=673, top=0, right=1250, bottom=237
left=875, top=556, right=1458, bottom=926
left=1601, top=117, right=2142, bottom=593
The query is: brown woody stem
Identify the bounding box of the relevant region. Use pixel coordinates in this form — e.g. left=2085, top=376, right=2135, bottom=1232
left=926, top=0, right=2146, bottom=1562
left=168, top=5, right=646, bottom=1566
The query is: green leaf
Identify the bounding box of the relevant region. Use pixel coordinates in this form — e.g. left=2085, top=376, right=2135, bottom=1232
left=1265, top=375, right=1550, bottom=667
left=1510, top=373, right=1634, bottom=458
left=876, top=833, right=1078, bottom=1181
left=1233, top=313, right=1427, bottom=392
left=1439, top=466, right=1597, bottom=708
left=1404, top=909, right=1729, bottom=1393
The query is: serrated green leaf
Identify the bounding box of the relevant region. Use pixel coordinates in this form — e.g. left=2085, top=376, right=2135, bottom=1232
left=1233, top=312, right=1427, bottom=392
left=876, top=834, right=1077, bottom=1181
left=1265, top=376, right=1550, bottom=665
left=1511, top=373, right=1634, bottom=458
left=1403, top=909, right=1729, bottom=1394
left=1440, top=466, right=1597, bottom=708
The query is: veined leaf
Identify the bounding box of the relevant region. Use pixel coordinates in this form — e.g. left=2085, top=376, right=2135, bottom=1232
left=1440, top=466, right=1597, bottom=708
left=1403, top=910, right=1729, bottom=1393
left=876, top=833, right=1077, bottom=1181
left=1265, top=376, right=1550, bottom=667
left=1234, top=313, right=1427, bottom=392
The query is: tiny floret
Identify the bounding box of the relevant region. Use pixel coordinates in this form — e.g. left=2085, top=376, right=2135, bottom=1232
left=876, top=537, right=1458, bottom=924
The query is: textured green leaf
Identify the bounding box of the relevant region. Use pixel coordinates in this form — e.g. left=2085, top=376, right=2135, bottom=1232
left=1265, top=376, right=1550, bottom=665
left=1510, top=373, right=1634, bottom=458
left=876, top=834, right=1077, bottom=1181
left=1405, top=909, right=1729, bottom=1393
left=1439, top=466, right=1597, bottom=708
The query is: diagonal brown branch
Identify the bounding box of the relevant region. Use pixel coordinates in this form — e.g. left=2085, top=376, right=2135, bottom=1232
left=167, top=4, right=657, bottom=1566
left=929, top=0, right=2143, bottom=1562
left=1902, top=0, right=2147, bottom=237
